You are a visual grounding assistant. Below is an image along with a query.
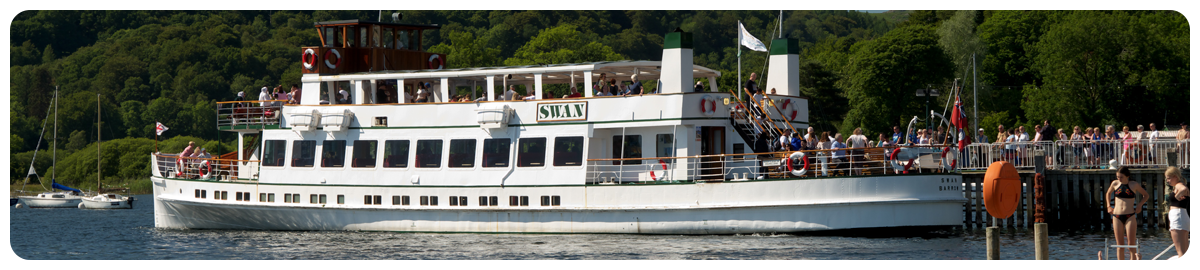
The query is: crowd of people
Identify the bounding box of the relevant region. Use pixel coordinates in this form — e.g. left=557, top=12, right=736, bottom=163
left=982, top=120, right=1189, bottom=169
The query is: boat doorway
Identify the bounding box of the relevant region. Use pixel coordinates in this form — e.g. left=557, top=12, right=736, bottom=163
left=699, top=127, right=725, bottom=180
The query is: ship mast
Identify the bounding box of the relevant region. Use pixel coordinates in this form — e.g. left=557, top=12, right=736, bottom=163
left=52, top=86, right=58, bottom=191
left=97, top=92, right=102, bottom=194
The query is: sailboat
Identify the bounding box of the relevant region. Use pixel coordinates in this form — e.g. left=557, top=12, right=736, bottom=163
left=17, top=88, right=87, bottom=208
left=81, top=93, right=134, bottom=209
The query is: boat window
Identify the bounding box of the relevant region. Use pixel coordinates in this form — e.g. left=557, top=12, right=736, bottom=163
left=311, top=194, right=318, bottom=204
left=448, top=139, right=477, bottom=168
left=263, top=140, right=287, bottom=167
left=397, top=30, right=408, bottom=50
left=489, top=196, right=498, bottom=206
left=656, top=134, right=674, bottom=158
left=322, top=140, right=346, bottom=168
left=402, top=196, right=410, bottom=205
left=364, top=195, right=370, bottom=205
left=346, top=26, right=356, bottom=47
left=553, top=136, right=584, bottom=166
left=337, top=195, right=344, bottom=204
left=449, top=196, right=459, bottom=206
left=430, top=196, right=438, bottom=206
left=320, top=194, right=327, bottom=204
left=352, top=140, right=378, bottom=168
left=195, top=189, right=201, bottom=198
left=268, top=193, right=275, bottom=202
left=479, top=196, right=489, bottom=206
left=416, top=140, right=443, bottom=168
left=383, top=140, right=410, bottom=168
left=373, top=195, right=382, bottom=205
left=541, top=196, right=550, bottom=206
left=383, top=28, right=394, bottom=49
left=420, top=196, right=429, bottom=206
left=517, top=138, right=547, bottom=167
left=259, top=193, right=266, bottom=202
left=552, top=196, right=560, bottom=206
left=372, top=25, right=380, bottom=47
left=483, top=138, right=511, bottom=167
left=459, top=196, right=468, bottom=206
left=324, top=27, right=335, bottom=47
left=202, top=190, right=207, bottom=199
left=520, top=196, right=529, bottom=206
left=612, top=135, right=643, bottom=165
left=360, top=27, right=369, bottom=48
left=509, top=196, right=518, bottom=206
left=392, top=195, right=402, bottom=205
left=292, top=140, right=316, bottom=167
left=286, top=194, right=293, bottom=203
left=222, top=191, right=228, bottom=200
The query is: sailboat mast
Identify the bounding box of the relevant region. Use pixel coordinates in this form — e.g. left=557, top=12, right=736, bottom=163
left=52, top=86, right=58, bottom=190
left=98, top=93, right=102, bottom=194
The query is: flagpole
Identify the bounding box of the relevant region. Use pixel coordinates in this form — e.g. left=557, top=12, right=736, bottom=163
left=155, top=119, right=159, bottom=153
left=738, top=20, right=742, bottom=101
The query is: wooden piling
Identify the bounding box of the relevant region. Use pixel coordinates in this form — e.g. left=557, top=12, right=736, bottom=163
left=1034, top=223, right=1049, bottom=260
left=987, top=226, right=1000, bottom=260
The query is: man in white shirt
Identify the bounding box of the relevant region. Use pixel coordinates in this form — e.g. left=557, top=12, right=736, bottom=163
left=1148, top=123, right=1160, bottom=165
left=337, top=88, right=350, bottom=104
left=503, top=85, right=517, bottom=101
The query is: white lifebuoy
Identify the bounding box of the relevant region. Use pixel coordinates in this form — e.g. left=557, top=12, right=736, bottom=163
left=428, top=54, right=443, bottom=70
left=941, top=146, right=958, bottom=171
left=302, top=48, right=317, bottom=70
left=699, top=95, right=717, bottom=116
left=324, top=49, right=342, bottom=69
left=786, top=151, right=809, bottom=177
left=647, top=159, right=669, bottom=181
left=200, top=159, right=213, bottom=179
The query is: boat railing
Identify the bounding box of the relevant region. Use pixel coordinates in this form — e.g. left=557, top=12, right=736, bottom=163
left=152, top=152, right=260, bottom=182
left=960, top=139, right=1189, bottom=170
left=216, top=100, right=286, bottom=129
left=584, top=144, right=956, bottom=184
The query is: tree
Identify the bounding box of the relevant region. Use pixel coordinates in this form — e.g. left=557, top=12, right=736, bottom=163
left=840, top=25, right=954, bottom=136
left=503, top=24, right=624, bottom=66
left=427, top=30, right=502, bottom=68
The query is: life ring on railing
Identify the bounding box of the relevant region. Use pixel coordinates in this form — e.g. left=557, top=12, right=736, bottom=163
left=647, top=159, right=669, bottom=181
left=699, top=95, right=717, bottom=116
left=780, top=99, right=798, bottom=121
left=889, top=148, right=905, bottom=172
left=302, top=48, right=317, bottom=70
left=786, top=152, right=809, bottom=177
left=941, top=146, right=958, bottom=171
left=174, top=158, right=184, bottom=177
left=324, top=49, right=342, bottom=69
left=428, top=54, right=443, bottom=70
left=199, top=159, right=213, bottom=179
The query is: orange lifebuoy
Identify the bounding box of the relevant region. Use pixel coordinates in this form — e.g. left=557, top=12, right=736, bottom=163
left=324, top=49, right=342, bottom=69
left=302, top=48, right=317, bottom=70
left=428, top=54, right=443, bottom=70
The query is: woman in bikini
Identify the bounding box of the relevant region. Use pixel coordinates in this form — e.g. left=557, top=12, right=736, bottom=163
left=1105, top=166, right=1150, bottom=260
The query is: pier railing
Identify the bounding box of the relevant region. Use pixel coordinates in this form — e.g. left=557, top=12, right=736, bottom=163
left=960, top=139, right=1188, bottom=170
left=216, top=100, right=286, bottom=129
left=584, top=145, right=956, bottom=184
left=153, top=153, right=260, bottom=182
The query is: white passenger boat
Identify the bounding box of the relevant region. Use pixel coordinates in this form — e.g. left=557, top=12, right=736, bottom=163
left=151, top=19, right=965, bottom=234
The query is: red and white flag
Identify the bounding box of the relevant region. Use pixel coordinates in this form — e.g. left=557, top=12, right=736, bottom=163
left=156, top=122, right=169, bottom=136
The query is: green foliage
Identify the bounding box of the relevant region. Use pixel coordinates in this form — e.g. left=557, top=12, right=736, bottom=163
left=979, top=111, right=1015, bottom=143
left=503, top=24, right=624, bottom=66
left=840, top=25, right=954, bottom=137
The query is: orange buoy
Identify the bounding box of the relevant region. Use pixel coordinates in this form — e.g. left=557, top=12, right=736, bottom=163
left=983, top=161, right=1021, bottom=219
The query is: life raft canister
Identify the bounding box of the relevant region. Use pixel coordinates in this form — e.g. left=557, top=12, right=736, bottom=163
left=324, top=49, right=342, bottom=69
left=302, top=48, right=317, bottom=70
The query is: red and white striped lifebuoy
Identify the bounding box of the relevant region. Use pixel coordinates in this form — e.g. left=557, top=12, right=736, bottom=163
left=324, top=49, right=342, bottom=69
left=647, top=159, right=669, bottom=181
left=780, top=98, right=798, bottom=121
left=428, top=54, right=443, bottom=70
left=699, top=95, right=717, bottom=116
left=302, top=48, right=317, bottom=70
left=199, top=159, right=213, bottom=179
left=785, top=151, right=809, bottom=177
left=941, top=146, right=958, bottom=171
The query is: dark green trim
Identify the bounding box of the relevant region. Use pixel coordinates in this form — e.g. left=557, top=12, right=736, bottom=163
left=218, top=124, right=280, bottom=131
left=769, top=38, right=800, bottom=55
left=664, top=32, right=693, bottom=49
left=156, top=172, right=959, bottom=188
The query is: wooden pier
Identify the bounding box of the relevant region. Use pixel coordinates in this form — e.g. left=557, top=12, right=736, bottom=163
left=962, top=168, right=1184, bottom=231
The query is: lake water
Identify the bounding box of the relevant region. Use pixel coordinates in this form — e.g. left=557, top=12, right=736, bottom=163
left=6, top=194, right=1184, bottom=260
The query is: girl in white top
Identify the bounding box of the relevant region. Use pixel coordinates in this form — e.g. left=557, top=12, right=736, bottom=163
left=848, top=128, right=868, bottom=149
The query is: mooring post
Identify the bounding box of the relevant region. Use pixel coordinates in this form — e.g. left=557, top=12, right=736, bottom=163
left=987, top=226, right=1000, bottom=260
left=1035, top=222, right=1049, bottom=259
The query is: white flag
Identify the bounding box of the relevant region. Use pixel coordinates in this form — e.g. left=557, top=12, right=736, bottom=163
left=156, top=122, right=169, bottom=136
left=738, top=22, right=768, bottom=52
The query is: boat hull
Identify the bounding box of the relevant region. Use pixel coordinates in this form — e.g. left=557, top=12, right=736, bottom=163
left=152, top=174, right=966, bottom=234
left=81, top=195, right=133, bottom=209
left=18, top=196, right=83, bottom=208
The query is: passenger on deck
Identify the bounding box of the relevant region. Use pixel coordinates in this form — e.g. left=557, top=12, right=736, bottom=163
left=288, top=84, right=301, bottom=105
left=779, top=130, right=793, bottom=151
left=977, top=128, right=989, bottom=144
left=258, top=86, right=271, bottom=107
left=338, top=88, right=350, bottom=104
left=744, top=72, right=760, bottom=98
left=275, top=85, right=287, bottom=106
left=831, top=134, right=848, bottom=164
left=876, top=133, right=891, bottom=147
left=694, top=81, right=705, bottom=92
left=607, top=79, right=619, bottom=96
left=804, top=127, right=818, bottom=150
left=791, top=132, right=803, bottom=151
left=415, top=83, right=430, bottom=103
left=565, top=87, right=582, bottom=98
left=891, top=126, right=903, bottom=144
left=1148, top=123, right=1159, bottom=164
left=848, top=128, right=868, bottom=161
left=623, top=74, right=643, bottom=96
left=233, top=90, right=245, bottom=108
left=503, top=85, right=517, bottom=101
left=769, top=88, right=777, bottom=95
left=181, top=141, right=197, bottom=158
left=595, top=73, right=609, bottom=96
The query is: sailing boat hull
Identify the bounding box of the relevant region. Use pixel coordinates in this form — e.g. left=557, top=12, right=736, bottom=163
left=18, top=195, right=83, bottom=208
left=80, top=194, right=134, bottom=209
